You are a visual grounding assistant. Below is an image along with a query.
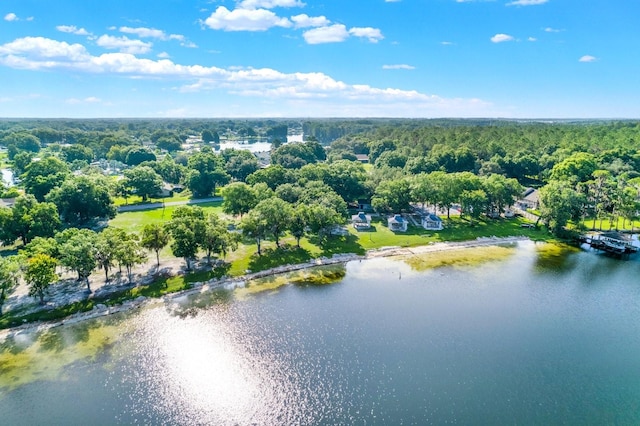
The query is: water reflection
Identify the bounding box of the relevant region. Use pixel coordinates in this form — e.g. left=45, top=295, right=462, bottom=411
left=3, top=240, right=640, bottom=424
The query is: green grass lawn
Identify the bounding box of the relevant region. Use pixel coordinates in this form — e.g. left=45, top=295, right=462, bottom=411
left=109, top=200, right=225, bottom=233
left=581, top=217, right=640, bottom=232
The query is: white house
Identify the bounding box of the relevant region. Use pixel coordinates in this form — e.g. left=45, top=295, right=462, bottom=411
left=422, top=213, right=443, bottom=231
left=351, top=211, right=372, bottom=230
left=387, top=214, right=408, bottom=232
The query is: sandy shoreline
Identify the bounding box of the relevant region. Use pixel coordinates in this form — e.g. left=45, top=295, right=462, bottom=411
left=0, top=236, right=530, bottom=341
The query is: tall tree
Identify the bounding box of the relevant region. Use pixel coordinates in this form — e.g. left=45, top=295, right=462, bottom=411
left=25, top=253, right=58, bottom=305
left=47, top=174, right=116, bottom=224
left=123, top=165, right=163, bottom=202
left=253, top=197, right=293, bottom=248
left=221, top=182, right=257, bottom=217
left=58, top=229, right=98, bottom=292
left=22, top=157, right=70, bottom=201
left=141, top=223, right=170, bottom=267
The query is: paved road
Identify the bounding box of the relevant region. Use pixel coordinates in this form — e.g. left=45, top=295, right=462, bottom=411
left=117, top=197, right=223, bottom=212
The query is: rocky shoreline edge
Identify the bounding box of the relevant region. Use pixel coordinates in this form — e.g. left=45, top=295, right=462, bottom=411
left=0, top=236, right=530, bottom=342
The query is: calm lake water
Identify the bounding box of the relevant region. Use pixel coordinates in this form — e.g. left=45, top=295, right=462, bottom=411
left=2, top=240, right=640, bottom=425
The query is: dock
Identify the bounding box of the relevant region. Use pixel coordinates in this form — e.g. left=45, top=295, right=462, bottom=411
left=581, top=231, right=639, bottom=256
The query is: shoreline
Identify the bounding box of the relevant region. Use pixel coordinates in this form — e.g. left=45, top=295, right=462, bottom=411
left=0, top=236, right=531, bottom=341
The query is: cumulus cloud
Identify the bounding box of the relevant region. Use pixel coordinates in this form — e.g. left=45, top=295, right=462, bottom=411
left=119, top=26, right=186, bottom=43
left=544, top=27, right=563, bottom=33
left=382, top=64, right=415, bottom=70
left=579, top=55, right=597, bottom=63
left=290, top=14, right=330, bottom=28
left=506, top=0, right=548, bottom=5
left=491, top=33, right=514, bottom=43
left=303, top=24, right=350, bottom=44
left=96, top=35, right=153, bottom=54
left=56, top=25, right=92, bottom=36
left=302, top=25, right=383, bottom=44
left=203, top=6, right=292, bottom=31
left=0, top=35, right=491, bottom=116
left=238, top=0, right=305, bottom=8
left=157, top=52, right=171, bottom=59
left=349, top=27, right=384, bottom=43
left=528, top=37, right=537, bottom=42
left=4, top=13, right=18, bottom=22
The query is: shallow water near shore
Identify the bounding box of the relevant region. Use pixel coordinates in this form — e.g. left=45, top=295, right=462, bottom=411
left=2, top=240, right=640, bottom=425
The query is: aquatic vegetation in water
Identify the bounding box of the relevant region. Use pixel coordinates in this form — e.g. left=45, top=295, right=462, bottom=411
left=235, top=265, right=346, bottom=299
left=534, top=242, right=580, bottom=272
left=0, top=321, right=122, bottom=392
left=402, top=245, right=516, bottom=271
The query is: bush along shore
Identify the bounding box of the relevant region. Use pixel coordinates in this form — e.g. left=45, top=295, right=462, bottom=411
left=0, top=236, right=541, bottom=340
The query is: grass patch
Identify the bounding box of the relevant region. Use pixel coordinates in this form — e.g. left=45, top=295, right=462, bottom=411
left=403, top=245, right=517, bottom=271
left=582, top=217, right=640, bottom=232
left=109, top=200, right=224, bottom=233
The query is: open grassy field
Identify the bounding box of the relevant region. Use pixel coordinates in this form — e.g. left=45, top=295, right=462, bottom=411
left=108, top=200, right=225, bottom=233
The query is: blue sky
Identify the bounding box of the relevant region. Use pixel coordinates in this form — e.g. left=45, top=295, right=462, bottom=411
left=0, top=0, right=637, bottom=118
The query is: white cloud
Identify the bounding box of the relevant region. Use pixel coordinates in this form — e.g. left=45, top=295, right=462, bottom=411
left=528, top=37, right=537, bottom=42
left=204, top=6, right=292, bottom=31
left=67, top=96, right=102, bottom=104
left=544, top=27, right=563, bottom=33
left=238, top=0, right=305, bottom=9
left=56, top=25, right=92, bottom=36
left=385, top=0, right=402, bottom=2
left=118, top=26, right=188, bottom=44
left=290, top=14, right=330, bottom=28
left=349, top=27, right=384, bottom=43
left=382, top=64, right=415, bottom=70
left=0, top=36, right=492, bottom=116
left=441, top=41, right=455, bottom=45
left=506, top=0, right=548, bottom=5
left=303, top=24, right=350, bottom=44
left=491, top=33, right=514, bottom=43
left=96, top=35, right=153, bottom=54
left=579, top=55, right=597, bottom=63
left=4, top=13, right=18, bottom=22
left=157, top=52, right=171, bottom=59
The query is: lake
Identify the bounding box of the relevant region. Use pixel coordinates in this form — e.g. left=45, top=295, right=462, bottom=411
left=2, top=240, right=640, bottom=425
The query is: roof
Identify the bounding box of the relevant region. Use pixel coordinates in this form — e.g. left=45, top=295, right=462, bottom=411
left=0, top=198, right=16, bottom=208
left=388, top=214, right=404, bottom=223
left=423, top=213, right=441, bottom=222
left=352, top=211, right=371, bottom=222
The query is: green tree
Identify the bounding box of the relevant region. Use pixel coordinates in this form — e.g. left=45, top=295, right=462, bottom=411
left=241, top=209, right=268, bottom=256
left=222, top=149, right=259, bottom=182
left=253, top=197, right=293, bottom=248
left=22, top=157, right=70, bottom=201
left=372, top=179, right=413, bottom=214
left=539, top=181, right=586, bottom=234
left=123, top=165, right=163, bottom=202
left=221, top=182, right=257, bottom=217
left=47, top=175, right=116, bottom=224
left=58, top=229, right=98, bottom=292
left=186, top=151, right=230, bottom=197
left=25, top=253, right=58, bottom=305
left=166, top=206, right=206, bottom=270
left=141, top=223, right=170, bottom=267
left=201, top=213, right=237, bottom=265
left=289, top=204, right=309, bottom=247
left=125, top=147, right=156, bottom=166
left=0, top=256, right=21, bottom=315
left=114, top=232, right=147, bottom=283
left=459, top=189, right=487, bottom=225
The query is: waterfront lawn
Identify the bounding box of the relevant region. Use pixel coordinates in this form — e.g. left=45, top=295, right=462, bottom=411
left=109, top=200, right=224, bottom=233
left=353, top=216, right=549, bottom=251
left=581, top=217, right=640, bottom=232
